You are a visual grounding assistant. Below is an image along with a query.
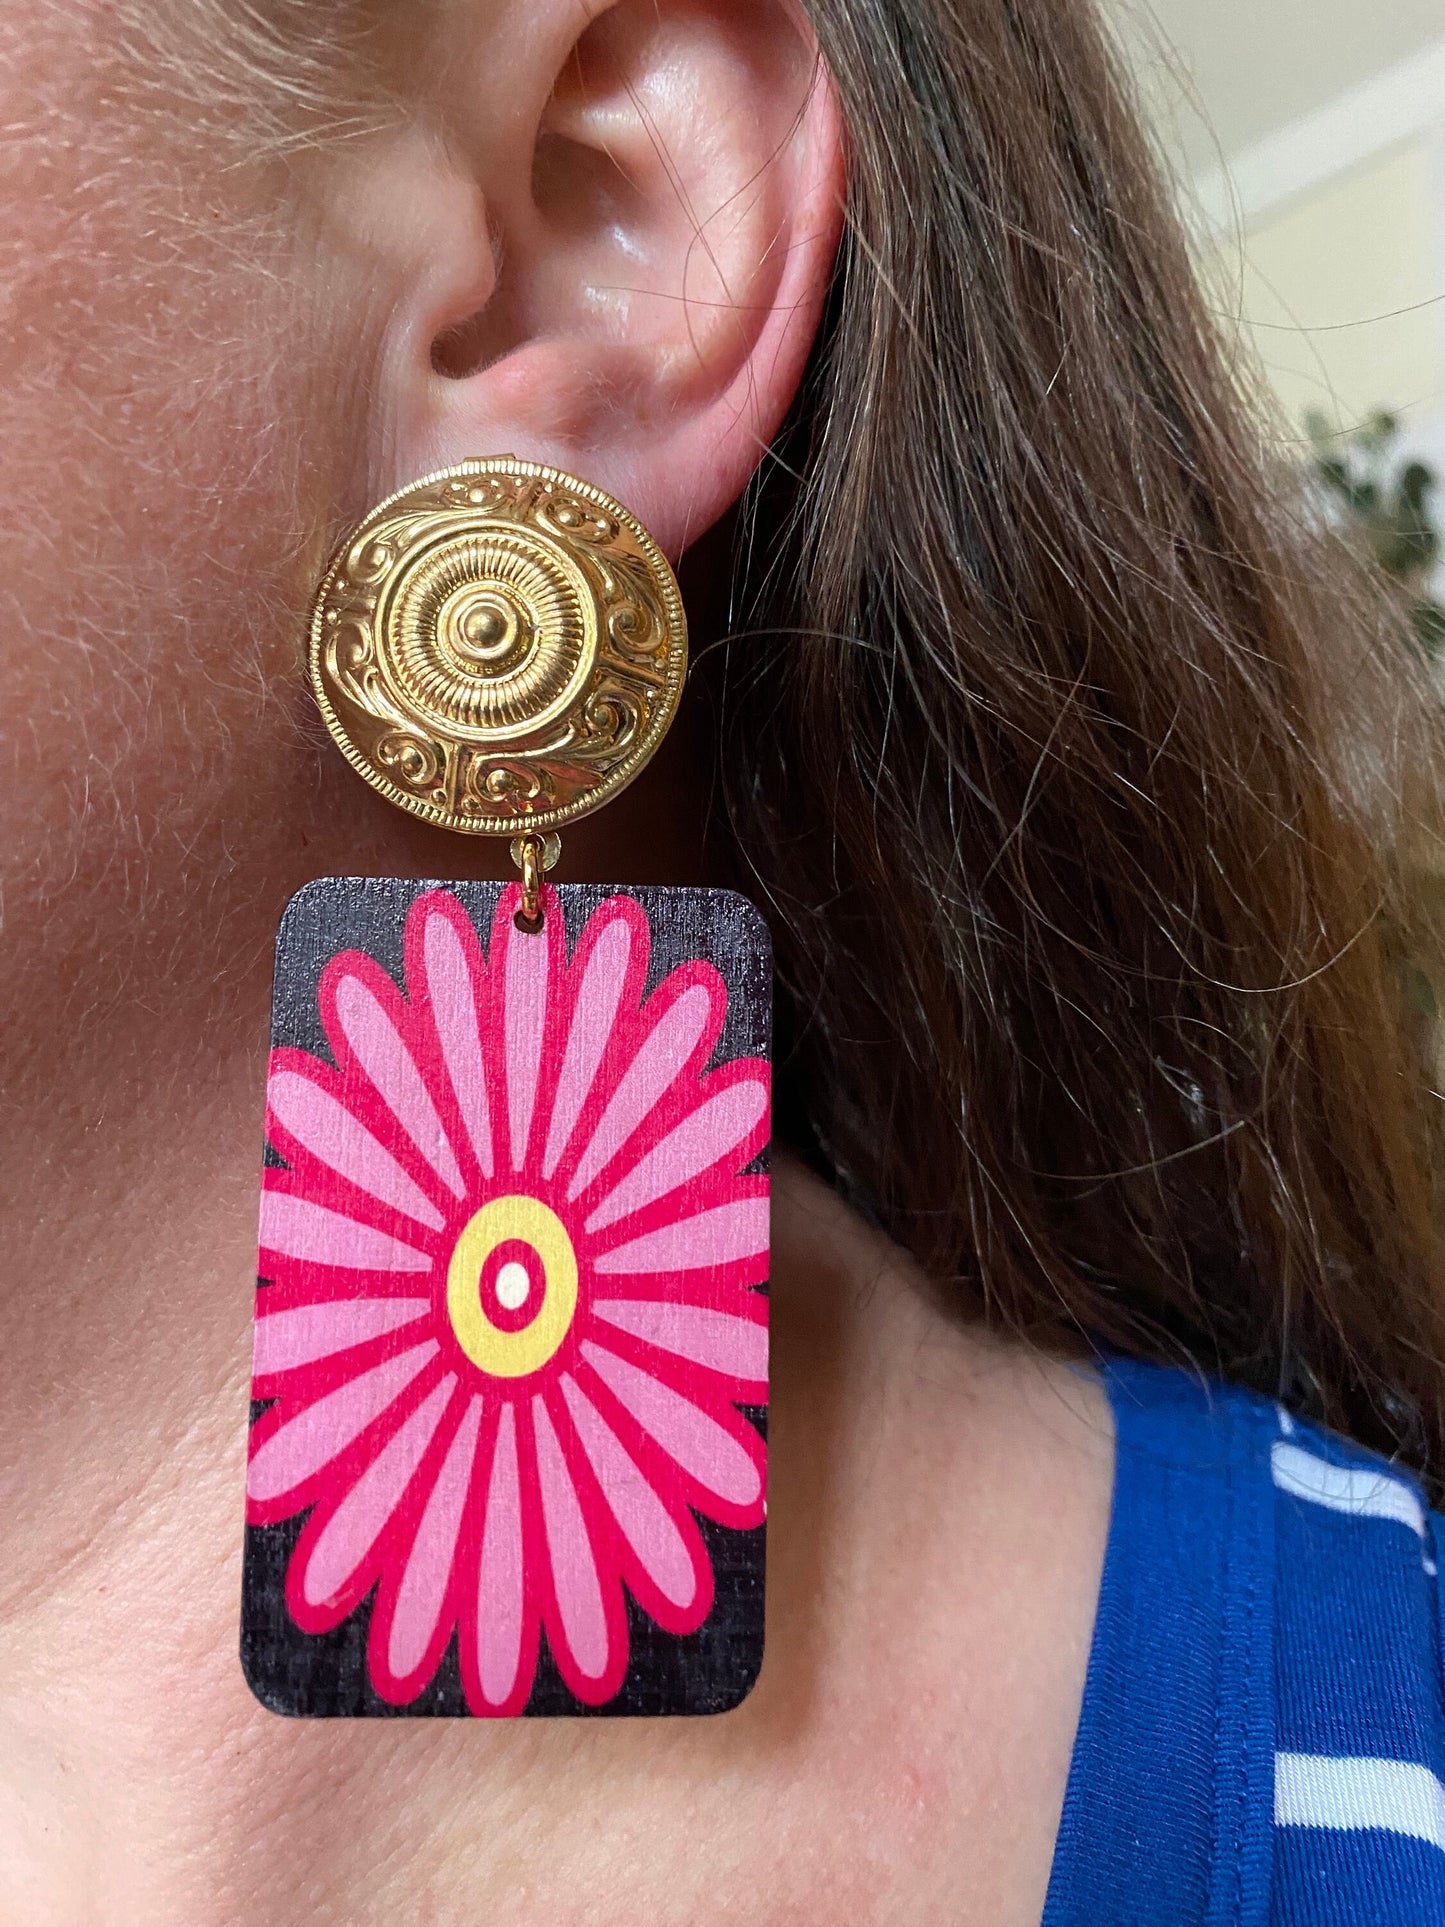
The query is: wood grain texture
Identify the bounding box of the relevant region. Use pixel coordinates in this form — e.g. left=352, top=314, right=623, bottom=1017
left=242, top=878, right=770, bottom=1718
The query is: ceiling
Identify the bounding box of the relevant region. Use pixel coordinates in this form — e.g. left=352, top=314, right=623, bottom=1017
left=1111, top=0, right=1445, bottom=173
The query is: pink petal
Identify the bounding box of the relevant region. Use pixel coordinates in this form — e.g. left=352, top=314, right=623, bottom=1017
left=567, top=986, right=713, bottom=1199
left=252, top=1297, right=431, bottom=1375
left=333, top=974, right=465, bottom=1198
left=247, top=1339, right=439, bottom=1502
left=591, top=1300, right=768, bottom=1382
left=542, top=917, right=632, bottom=1178
left=387, top=1396, right=483, bottom=1681
left=299, top=1375, right=455, bottom=1608
left=258, top=1191, right=433, bottom=1274
left=501, top=914, right=550, bottom=1170
left=585, top=1080, right=768, bottom=1232
left=419, top=908, right=494, bottom=1179
left=268, top=1071, right=445, bottom=1230
left=559, top=1374, right=698, bottom=1610
left=581, top=1341, right=762, bottom=1508
left=474, top=1404, right=526, bottom=1707
left=592, top=1198, right=770, bottom=1276
left=532, top=1394, right=610, bottom=1681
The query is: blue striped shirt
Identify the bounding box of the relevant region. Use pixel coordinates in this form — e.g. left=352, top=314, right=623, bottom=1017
left=1044, top=1357, right=1445, bottom=1924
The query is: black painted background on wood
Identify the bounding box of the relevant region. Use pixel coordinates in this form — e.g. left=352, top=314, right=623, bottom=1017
left=241, top=878, right=770, bottom=1719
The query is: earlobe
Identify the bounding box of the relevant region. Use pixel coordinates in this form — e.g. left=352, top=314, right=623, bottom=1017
left=372, top=0, right=845, bottom=558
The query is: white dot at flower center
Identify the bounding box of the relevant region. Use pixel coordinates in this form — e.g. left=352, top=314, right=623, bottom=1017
left=495, top=1261, right=531, bottom=1311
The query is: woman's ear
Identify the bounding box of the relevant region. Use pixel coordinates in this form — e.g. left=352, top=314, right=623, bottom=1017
left=349, top=0, right=844, bottom=558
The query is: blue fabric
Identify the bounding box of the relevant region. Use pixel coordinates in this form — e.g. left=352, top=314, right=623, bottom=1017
left=1042, top=1358, right=1445, bottom=1925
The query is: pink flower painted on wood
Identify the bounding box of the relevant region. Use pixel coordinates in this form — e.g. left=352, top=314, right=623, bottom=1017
left=247, top=886, right=769, bottom=1713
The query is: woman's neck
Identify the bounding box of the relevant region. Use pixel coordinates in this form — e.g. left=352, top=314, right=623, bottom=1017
left=0, top=1152, right=1112, bottom=1924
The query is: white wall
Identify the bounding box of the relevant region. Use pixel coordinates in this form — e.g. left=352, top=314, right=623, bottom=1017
left=1117, top=0, right=1445, bottom=176
left=1117, top=18, right=1445, bottom=480
left=1206, top=136, right=1445, bottom=444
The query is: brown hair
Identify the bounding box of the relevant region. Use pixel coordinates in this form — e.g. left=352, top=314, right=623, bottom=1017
left=708, top=0, right=1445, bottom=1476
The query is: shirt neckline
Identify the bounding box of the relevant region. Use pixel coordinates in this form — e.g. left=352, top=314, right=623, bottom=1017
left=1042, top=1357, right=1277, bottom=1927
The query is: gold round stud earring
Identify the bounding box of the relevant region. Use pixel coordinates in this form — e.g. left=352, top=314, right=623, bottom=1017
left=309, top=455, right=688, bottom=842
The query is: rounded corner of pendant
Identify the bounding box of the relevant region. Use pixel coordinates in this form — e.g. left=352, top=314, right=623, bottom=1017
left=275, top=874, right=338, bottom=933
left=709, top=888, right=773, bottom=956
left=273, top=875, right=377, bottom=961
left=701, top=1633, right=768, bottom=1718
left=239, top=1636, right=310, bottom=1720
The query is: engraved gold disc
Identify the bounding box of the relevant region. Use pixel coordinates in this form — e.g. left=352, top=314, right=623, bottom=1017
left=309, top=457, right=688, bottom=835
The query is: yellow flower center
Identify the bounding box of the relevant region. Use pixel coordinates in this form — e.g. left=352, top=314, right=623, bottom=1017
left=445, top=1193, right=578, bottom=1379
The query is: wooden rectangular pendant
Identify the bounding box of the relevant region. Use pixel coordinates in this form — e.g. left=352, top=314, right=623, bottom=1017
left=241, top=878, right=770, bottom=1718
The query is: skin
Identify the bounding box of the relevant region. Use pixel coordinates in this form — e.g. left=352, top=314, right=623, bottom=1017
left=0, top=1, right=1114, bottom=1919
